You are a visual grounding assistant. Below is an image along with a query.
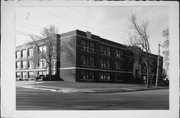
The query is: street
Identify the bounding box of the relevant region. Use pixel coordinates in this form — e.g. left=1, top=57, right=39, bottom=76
left=16, top=87, right=169, bottom=110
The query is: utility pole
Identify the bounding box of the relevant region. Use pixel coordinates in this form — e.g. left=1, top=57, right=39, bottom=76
left=155, top=44, right=161, bottom=88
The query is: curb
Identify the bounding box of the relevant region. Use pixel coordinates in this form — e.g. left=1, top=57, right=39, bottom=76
left=93, top=87, right=169, bottom=93
left=17, top=85, right=94, bottom=93
left=17, top=85, right=168, bottom=93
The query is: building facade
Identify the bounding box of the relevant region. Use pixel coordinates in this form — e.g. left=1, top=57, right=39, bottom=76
left=15, top=36, right=60, bottom=80
left=16, top=29, right=163, bottom=83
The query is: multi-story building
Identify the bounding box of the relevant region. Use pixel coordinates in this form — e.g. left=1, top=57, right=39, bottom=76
left=15, top=36, right=60, bottom=80
left=15, top=29, right=163, bottom=83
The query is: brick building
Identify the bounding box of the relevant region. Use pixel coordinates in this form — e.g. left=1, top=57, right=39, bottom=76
left=15, top=29, right=163, bottom=83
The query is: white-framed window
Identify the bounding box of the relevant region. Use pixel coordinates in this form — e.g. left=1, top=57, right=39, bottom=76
left=22, top=72, right=27, bottom=79
left=43, top=71, right=47, bottom=76
left=16, top=61, right=21, bottom=69
left=38, top=58, right=46, bottom=67
left=38, top=45, right=47, bottom=54
left=22, top=61, right=27, bottom=68
left=28, top=72, right=34, bottom=78
left=38, top=71, right=43, bottom=76
left=52, top=61, right=56, bottom=70
left=28, top=60, right=33, bottom=68
left=16, top=72, right=21, bottom=78
left=22, top=50, right=27, bottom=58
left=28, top=48, right=33, bottom=57
left=16, top=51, right=21, bottom=58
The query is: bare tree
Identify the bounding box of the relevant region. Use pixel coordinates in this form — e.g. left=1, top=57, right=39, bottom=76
left=161, top=28, right=169, bottom=74
left=128, top=14, right=151, bottom=87
left=29, top=25, right=58, bottom=81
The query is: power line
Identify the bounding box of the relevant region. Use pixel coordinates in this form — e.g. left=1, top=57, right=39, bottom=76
left=16, top=23, right=42, bottom=33
left=37, top=9, right=129, bottom=41
left=17, top=22, right=43, bottom=29
left=16, top=31, right=36, bottom=37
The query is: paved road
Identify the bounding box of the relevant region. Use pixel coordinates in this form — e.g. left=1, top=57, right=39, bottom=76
left=16, top=87, right=169, bottom=110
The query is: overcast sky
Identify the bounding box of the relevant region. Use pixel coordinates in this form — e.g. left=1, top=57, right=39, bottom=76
left=16, top=6, right=168, bottom=55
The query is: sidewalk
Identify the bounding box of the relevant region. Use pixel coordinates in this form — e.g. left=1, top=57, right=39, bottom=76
left=16, top=81, right=169, bottom=93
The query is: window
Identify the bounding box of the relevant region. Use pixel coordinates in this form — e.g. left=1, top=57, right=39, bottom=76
left=115, top=61, right=120, bottom=70
left=81, top=40, right=86, bottom=51
left=38, top=45, right=47, bottom=54
left=38, top=58, right=46, bottom=67
left=115, top=61, right=123, bottom=70
left=22, top=50, right=27, bottom=58
left=81, top=71, right=86, bottom=80
left=99, top=72, right=110, bottom=81
left=52, top=61, right=56, bottom=69
left=81, top=55, right=86, bottom=65
left=100, top=45, right=110, bottom=56
left=80, top=40, right=95, bottom=53
left=51, top=70, right=55, bottom=75
left=43, top=71, right=47, bottom=75
left=38, top=71, right=43, bottom=76
left=16, top=62, right=21, bottom=69
left=107, top=47, right=110, bottom=56
left=16, top=51, right=21, bottom=58
left=99, top=72, right=104, bottom=80
left=100, top=45, right=103, bottom=54
left=28, top=60, right=33, bottom=69
left=39, top=71, right=47, bottom=76
left=28, top=72, right=34, bottom=78
left=100, top=59, right=111, bottom=68
left=22, top=61, right=27, bottom=68
left=16, top=72, right=21, bottom=78
left=103, top=47, right=107, bottom=55
left=120, top=62, right=123, bottom=69
left=86, top=56, right=89, bottom=65
left=100, top=59, right=103, bottom=68
left=89, top=57, right=94, bottom=66
left=89, top=71, right=95, bottom=80
left=89, top=42, right=95, bottom=52
left=22, top=72, right=26, bottom=79
left=86, top=41, right=90, bottom=51
left=115, top=49, right=123, bottom=58
left=107, top=73, right=110, bottom=80
left=42, top=59, right=46, bottom=67
left=80, top=55, right=94, bottom=67
left=107, top=60, right=110, bottom=68
left=28, top=48, right=33, bottom=57
left=80, top=71, right=95, bottom=81
left=52, top=46, right=56, bottom=53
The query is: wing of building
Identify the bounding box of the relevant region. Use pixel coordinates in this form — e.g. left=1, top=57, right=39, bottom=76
left=15, top=29, right=163, bottom=84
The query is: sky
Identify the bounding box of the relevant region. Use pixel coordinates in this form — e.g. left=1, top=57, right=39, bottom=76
left=16, top=6, right=168, bottom=55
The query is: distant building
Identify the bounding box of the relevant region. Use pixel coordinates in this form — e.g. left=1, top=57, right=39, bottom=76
left=15, top=29, right=163, bottom=83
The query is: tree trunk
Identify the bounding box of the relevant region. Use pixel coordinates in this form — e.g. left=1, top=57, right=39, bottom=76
left=49, top=62, right=52, bottom=81
left=146, top=65, right=149, bottom=88
left=48, top=51, right=52, bottom=81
